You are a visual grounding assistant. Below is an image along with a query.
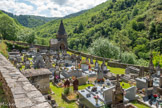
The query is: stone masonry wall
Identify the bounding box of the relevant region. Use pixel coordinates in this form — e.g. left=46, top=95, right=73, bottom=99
left=0, top=54, right=51, bottom=108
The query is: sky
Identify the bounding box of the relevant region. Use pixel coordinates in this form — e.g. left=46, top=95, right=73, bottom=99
left=0, top=0, right=107, bottom=17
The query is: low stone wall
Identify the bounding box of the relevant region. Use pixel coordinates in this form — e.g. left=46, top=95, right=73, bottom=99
left=68, top=49, right=151, bottom=71
left=8, top=41, right=49, bottom=50
left=0, top=54, right=51, bottom=108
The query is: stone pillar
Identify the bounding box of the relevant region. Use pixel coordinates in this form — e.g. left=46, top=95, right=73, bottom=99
left=160, top=76, right=162, bottom=88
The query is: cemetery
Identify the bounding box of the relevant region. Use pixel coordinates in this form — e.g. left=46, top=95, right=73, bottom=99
left=0, top=20, right=161, bottom=108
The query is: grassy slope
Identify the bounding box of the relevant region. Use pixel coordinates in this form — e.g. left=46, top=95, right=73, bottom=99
left=0, top=41, right=8, bottom=58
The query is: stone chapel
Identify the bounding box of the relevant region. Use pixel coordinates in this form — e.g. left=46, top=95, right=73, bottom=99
left=50, top=20, right=68, bottom=51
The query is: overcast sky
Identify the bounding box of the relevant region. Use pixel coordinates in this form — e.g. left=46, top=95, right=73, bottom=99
left=0, top=0, right=107, bottom=17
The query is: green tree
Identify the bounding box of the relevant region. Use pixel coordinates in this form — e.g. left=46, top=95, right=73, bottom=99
left=0, top=15, right=18, bottom=40
left=26, top=32, right=35, bottom=44
left=89, top=38, right=120, bottom=59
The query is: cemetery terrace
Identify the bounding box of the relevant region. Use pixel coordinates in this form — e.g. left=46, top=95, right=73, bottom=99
left=0, top=20, right=161, bottom=108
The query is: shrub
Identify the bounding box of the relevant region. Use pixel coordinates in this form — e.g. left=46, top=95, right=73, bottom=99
left=88, top=37, right=120, bottom=59
left=64, top=87, right=70, bottom=96
left=121, top=52, right=136, bottom=64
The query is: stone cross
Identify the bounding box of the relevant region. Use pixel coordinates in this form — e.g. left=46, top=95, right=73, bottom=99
left=112, top=74, right=125, bottom=108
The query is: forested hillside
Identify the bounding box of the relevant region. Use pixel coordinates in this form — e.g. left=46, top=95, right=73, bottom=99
left=2, top=10, right=58, bottom=28
left=0, top=0, right=161, bottom=66
left=0, top=11, right=35, bottom=44
left=35, top=0, right=162, bottom=66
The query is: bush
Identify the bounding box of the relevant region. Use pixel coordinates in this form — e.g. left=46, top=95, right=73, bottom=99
left=64, top=87, right=70, bottom=96
left=135, top=58, right=149, bottom=66
left=121, top=52, right=136, bottom=64
left=88, top=38, right=120, bottom=59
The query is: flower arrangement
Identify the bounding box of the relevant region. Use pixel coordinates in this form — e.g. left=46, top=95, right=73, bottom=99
left=55, top=75, right=59, bottom=79
left=94, top=95, right=99, bottom=105
left=97, top=78, right=105, bottom=82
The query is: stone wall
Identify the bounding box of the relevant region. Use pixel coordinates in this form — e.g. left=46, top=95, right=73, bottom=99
left=0, top=54, right=51, bottom=108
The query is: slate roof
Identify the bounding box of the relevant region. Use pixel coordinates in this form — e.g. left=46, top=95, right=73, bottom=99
left=57, top=20, right=67, bottom=35
left=22, top=68, right=52, bottom=77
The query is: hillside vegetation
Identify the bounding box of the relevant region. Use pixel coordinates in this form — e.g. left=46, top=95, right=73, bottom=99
left=0, top=11, right=36, bottom=44
left=2, top=10, right=58, bottom=28
left=0, top=0, right=161, bottom=66
left=34, top=0, right=162, bottom=66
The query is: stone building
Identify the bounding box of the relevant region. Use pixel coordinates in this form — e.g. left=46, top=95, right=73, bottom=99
left=22, top=69, right=52, bottom=94
left=50, top=20, right=68, bottom=51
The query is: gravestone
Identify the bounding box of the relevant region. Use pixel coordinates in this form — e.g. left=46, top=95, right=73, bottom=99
left=97, top=67, right=104, bottom=81
left=77, top=54, right=82, bottom=63
left=44, top=56, right=53, bottom=69
left=139, top=67, right=144, bottom=78
left=95, top=60, right=99, bottom=69
left=157, top=76, right=162, bottom=95
left=64, top=79, right=70, bottom=88
left=160, top=76, right=162, bottom=88
left=25, top=60, right=31, bottom=69
left=112, top=75, right=125, bottom=108
left=16, top=56, right=22, bottom=63
left=81, top=63, right=89, bottom=71
left=101, top=60, right=108, bottom=73
left=33, top=53, right=45, bottom=69
left=156, top=62, right=161, bottom=77
left=73, top=78, right=79, bottom=91
left=90, top=58, right=93, bottom=64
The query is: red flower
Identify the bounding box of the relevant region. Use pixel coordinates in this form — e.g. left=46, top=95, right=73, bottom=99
left=94, top=95, right=99, bottom=99
left=153, top=94, right=158, bottom=98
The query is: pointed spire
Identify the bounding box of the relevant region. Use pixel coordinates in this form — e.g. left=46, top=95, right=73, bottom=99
left=58, top=20, right=67, bottom=35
